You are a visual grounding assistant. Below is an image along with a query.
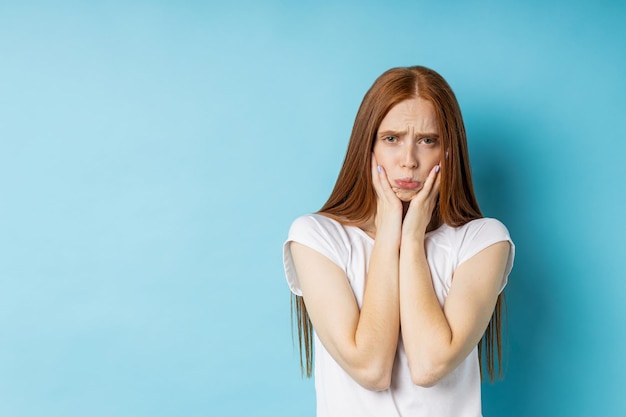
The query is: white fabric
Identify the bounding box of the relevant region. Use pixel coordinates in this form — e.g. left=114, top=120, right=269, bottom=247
left=283, top=214, right=515, bottom=417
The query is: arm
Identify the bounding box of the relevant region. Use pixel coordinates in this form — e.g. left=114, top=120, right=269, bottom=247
left=290, top=158, right=402, bottom=391
left=399, top=238, right=510, bottom=387
left=398, top=165, right=512, bottom=387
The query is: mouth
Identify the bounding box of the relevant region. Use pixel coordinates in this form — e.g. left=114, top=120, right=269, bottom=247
left=393, top=178, right=422, bottom=190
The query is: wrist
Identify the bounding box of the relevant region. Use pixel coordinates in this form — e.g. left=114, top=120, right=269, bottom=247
left=401, top=220, right=427, bottom=238
left=374, top=222, right=401, bottom=245
left=400, top=230, right=425, bottom=247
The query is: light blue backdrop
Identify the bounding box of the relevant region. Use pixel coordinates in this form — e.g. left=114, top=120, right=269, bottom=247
left=1, top=1, right=624, bottom=416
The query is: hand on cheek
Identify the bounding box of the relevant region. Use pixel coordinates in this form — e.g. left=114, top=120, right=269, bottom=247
left=371, top=154, right=402, bottom=210
left=403, top=164, right=441, bottom=234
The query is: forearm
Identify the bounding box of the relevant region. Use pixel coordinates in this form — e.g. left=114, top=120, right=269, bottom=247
left=399, top=235, right=454, bottom=386
left=350, top=226, right=400, bottom=389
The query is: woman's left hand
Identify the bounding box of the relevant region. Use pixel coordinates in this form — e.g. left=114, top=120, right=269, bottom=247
left=402, top=164, right=441, bottom=238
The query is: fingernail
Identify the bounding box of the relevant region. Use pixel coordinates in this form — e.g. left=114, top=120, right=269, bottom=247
left=435, top=165, right=440, bottom=173
left=377, top=165, right=382, bottom=173
left=445, top=151, right=449, bottom=159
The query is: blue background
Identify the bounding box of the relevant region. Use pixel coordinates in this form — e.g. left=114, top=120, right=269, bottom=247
left=1, top=1, right=624, bottom=416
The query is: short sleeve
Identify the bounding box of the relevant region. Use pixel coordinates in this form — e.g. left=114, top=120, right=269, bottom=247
left=283, top=214, right=349, bottom=296
left=457, top=218, right=515, bottom=293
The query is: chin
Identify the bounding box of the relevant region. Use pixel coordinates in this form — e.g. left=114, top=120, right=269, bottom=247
left=395, top=190, right=418, bottom=201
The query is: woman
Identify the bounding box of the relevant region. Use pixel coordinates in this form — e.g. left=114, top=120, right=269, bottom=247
left=283, top=66, right=515, bottom=417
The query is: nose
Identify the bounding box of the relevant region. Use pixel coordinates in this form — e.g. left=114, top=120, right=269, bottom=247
left=400, top=143, right=418, bottom=169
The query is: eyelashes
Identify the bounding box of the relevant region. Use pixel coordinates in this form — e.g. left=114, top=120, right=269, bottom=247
left=379, top=137, right=438, bottom=145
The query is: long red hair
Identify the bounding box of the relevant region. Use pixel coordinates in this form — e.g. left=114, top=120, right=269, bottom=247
left=293, top=66, right=505, bottom=381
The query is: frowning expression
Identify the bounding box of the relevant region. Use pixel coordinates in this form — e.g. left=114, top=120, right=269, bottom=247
left=373, top=97, right=442, bottom=202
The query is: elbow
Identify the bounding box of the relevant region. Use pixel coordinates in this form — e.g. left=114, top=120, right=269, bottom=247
left=410, top=371, right=441, bottom=388
left=365, top=374, right=392, bottom=392
left=409, top=361, right=447, bottom=388
left=354, top=365, right=392, bottom=391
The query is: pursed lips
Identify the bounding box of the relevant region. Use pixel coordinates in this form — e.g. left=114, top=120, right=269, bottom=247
left=393, top=178, right=421, bottom=190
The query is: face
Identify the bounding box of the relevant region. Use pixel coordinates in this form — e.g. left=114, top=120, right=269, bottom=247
left=373, top=97, right=442, bottom=202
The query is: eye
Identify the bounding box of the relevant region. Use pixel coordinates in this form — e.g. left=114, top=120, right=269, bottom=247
left=383, top=136, right=398, bottom=143
left=421, top=137, right=437, bottom=145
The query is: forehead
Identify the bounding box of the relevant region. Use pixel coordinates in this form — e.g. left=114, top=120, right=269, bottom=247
left=379, top=97, right=438, bottom=132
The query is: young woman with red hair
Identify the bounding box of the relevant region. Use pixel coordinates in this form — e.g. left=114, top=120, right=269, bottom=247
left=283, top=66, right=515, bottom=417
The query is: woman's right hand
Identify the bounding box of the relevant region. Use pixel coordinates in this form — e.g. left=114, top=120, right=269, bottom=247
left=288, top=154, right=404, bottom=391
left=371, top=154, right=402, bottom=243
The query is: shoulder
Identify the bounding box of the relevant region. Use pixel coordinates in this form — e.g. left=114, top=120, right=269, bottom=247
left=429, top=218, right=514, bottom=264
left=286, top=213, right=356, bottom=258
left=284, top=213, right=351, bottom=295
left=429, top=218, right=510, bottom=242
left=287, top=213, right=350, bottom=242
left=285, top=212, right=367, bottom=270
left=458, top=218, right=512, bottom=240
left=453, top=218, right=515, bottom=273
left=289, top=213, right=342, bottom=232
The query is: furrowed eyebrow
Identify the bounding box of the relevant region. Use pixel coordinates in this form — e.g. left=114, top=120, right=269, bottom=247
left=377, top=130, right=405, bottom=137
left=377, top=130, right=439, bottom=138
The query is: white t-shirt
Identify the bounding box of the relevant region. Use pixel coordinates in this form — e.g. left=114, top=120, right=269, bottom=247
left=283, top=214, right=515, bottom=417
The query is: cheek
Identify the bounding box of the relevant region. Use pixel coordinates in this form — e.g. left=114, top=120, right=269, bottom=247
left=372, top=149, right=383, bottom=168
left=422, top=150, right=442, bottom=169
left=373, top=146, right=391, bottom=168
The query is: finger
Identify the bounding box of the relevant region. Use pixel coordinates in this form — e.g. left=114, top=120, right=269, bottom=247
left=371, top=155, right=389, bottom=199
left=377, top=164, right=394, bottom=193
left=371, top=154, right=382, bottom=194
left=432, top=164, right=442, bottom=195
left=371, top=153, right=395, bottom=197
left=420, top=164, right=440, bottom=197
